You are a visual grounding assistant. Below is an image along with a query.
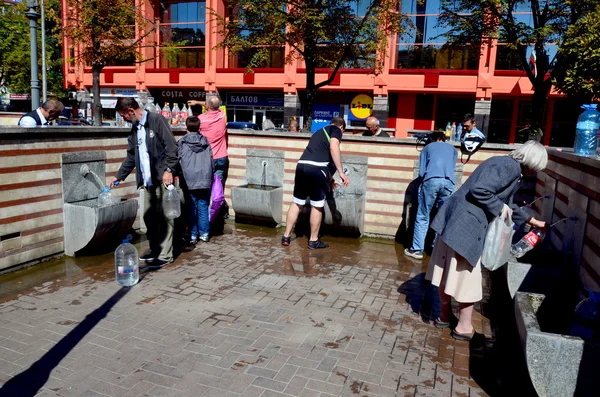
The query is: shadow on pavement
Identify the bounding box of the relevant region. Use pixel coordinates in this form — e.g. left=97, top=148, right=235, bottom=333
left=0, top=287, right=131, bottom=397
left=396, top=272, right=441, bottom=323
left=466, top=269, right=538, bottom=397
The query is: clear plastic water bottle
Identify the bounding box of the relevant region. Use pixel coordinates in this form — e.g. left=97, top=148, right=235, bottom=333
left=164, top=184, right=181, bottom=219
left=98, top=186, right=114, bottom=206
left=145, top=97, right=157, bottom=113
left=161, top=103, right=172, bottom=123
left=450, top=122, right=457, bottom=142
left=510, top=228, right=546, bottom=258
left=456, top=123, right=462, bottom=142
left=115, top=235, right=139, bottom=287
left=570, top=290, right=600, bottom=341
left=180, top=104, right=189, bottom=124
left=171, top=103, right=181, bottom=125
left=574, top=104, right=600, bottom=157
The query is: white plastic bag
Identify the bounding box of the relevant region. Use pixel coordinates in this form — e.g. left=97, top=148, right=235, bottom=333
left=481, top=210, right=515, bottom=271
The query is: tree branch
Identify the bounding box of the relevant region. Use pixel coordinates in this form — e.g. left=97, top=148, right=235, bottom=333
left=315, top=0, right=381, bottom=89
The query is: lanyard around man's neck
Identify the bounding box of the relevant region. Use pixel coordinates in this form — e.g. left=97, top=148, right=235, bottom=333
left=322, top=127, right=330, bottom=143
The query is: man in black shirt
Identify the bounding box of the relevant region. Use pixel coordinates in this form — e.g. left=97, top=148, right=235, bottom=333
left=281, top=117, right=350, bottom=249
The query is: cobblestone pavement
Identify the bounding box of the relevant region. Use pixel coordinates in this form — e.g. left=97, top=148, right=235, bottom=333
left=0, top=224, right=493, bottom=397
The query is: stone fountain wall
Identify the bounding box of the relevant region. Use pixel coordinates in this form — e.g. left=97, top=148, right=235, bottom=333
left=61, top=151, right=138, bottom=256
left=230, top=149, right=285, bottom=226
left=0, top=126, right=519, bottom=270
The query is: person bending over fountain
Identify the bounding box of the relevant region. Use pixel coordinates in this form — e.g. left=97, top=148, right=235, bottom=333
left=110, top=97, right=179, bottom=268
left=281, top=117, right=349, bottom=249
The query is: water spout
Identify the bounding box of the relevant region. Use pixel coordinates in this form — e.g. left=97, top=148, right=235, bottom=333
left=261, top=161, right=267, bottom=187
left=80, top=164, right=105, bottom=191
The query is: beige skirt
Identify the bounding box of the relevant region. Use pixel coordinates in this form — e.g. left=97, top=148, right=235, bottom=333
left=425, top=239, right=482, bottom=303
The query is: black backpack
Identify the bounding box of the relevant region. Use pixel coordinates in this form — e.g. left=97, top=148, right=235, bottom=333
left=460, top=130, right=485, bottom=163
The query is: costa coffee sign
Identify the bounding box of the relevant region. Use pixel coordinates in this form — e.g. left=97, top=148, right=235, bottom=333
left=154, top=89, right=206, bottom=101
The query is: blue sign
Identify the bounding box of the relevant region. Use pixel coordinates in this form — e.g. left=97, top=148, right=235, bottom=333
left=226, top=93, right=284, bottom=108
left=311, top=104, right=340, bottom=133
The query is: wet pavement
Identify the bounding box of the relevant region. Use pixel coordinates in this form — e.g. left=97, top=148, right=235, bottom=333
left=0, top=223, right=500, bottom=397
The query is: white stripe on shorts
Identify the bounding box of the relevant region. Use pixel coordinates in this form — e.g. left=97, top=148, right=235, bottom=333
left=309, top=198, right=325, bottom=208
left=298, top=160, right=329, bottom=167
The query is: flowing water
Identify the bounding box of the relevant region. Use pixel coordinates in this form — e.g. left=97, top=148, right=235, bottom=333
left=88, top=169, right=106, bottom=190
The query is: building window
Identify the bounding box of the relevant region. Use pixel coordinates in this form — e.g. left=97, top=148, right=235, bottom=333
left=159, top=0, right=206, bottom=68
left=229, top=47, right=285, bottom=69
left=396, top=0, right=479, bottom=70
left=488, top=99, right=514, bottom=143
left=435, top=96, right=475, bottom=130
left=494, top=4, right=557, bottom=71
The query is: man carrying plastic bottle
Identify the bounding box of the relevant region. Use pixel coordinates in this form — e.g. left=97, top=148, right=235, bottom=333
left=110, top=97, right=179, bottom=268
left=281, top=117, right=349, bottom=249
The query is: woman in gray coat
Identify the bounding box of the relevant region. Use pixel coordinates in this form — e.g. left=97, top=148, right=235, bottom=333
left=426, top=140, right=548, bottom=340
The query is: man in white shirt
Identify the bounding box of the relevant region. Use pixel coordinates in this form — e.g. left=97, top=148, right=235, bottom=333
left=363, top=117, right=391, bottom=137
left=18, top=99, right=64, bottom=127
left=111, top=98, right=179, bottom=268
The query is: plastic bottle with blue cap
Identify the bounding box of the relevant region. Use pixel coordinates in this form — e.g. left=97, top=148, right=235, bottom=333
left=115, top=234, right=139, bottom=286
left=574, top=104, right=600, bottom=157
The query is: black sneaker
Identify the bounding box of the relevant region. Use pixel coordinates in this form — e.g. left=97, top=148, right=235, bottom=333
left=148, top=258, right=172, bottom=269
left=281, top=236, right=291, bottom=246
left=404, top=248, right=424, bottom=260
left=308, top=240, right=329, bottom=249
left=139, top=250, right=158, bottom=261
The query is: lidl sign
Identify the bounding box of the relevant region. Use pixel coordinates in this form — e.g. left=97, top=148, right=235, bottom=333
left=349, top=94, right=373, bottom=120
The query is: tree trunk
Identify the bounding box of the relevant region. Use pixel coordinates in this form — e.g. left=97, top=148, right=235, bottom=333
left=91, top=64, right=103, bottom=126
left=303, top=58, right=317, bottom=132
left=304, top=84, right=316, bottom=132
left=529, top=79, right=552, bottom=141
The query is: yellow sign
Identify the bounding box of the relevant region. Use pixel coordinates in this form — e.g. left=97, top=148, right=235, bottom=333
left=350, top=94, right=373, bottom=120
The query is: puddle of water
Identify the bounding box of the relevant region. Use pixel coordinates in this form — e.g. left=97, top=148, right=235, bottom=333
left=0, top=239, right=148, bottom=303
left=0, top=222, right=425, bottom=301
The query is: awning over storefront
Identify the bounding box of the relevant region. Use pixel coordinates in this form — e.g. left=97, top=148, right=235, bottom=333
left=226, top=92, right=284, bottom=108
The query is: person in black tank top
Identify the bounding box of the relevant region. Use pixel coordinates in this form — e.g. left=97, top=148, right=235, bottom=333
left=281, top=117, right=350, bottom=249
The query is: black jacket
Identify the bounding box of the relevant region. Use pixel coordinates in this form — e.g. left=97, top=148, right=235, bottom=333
left=115, top=112, right=179, bottom=188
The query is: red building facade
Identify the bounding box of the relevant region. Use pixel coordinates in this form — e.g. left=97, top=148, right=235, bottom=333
left=62, top=0, right=575, bottom=145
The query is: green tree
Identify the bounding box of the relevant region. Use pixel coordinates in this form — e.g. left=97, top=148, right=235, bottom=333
left=64, top=0, right=155, bottom=125
left=0, top=0, right=64, bottom=99
left=438, top=0, right=597, bottom=140
left=213, top=0, right=409, bottom=129
left=554, top=3, right=600, bottom=101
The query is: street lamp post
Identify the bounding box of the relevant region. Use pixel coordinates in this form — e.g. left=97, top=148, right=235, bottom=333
left=41, top=0, right=47, bottom=102
left=25, top=0, right=41, bottom=111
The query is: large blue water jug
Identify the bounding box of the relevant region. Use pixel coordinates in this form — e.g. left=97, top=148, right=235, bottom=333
left=574, top=104, right=600, bottom=157
left=570, top=289, right=600, bottom=341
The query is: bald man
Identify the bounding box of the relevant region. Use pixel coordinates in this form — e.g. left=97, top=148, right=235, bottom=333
left=200, top=96, right=230, bottom=217
left=19, top=99, right=64, bottom=127
left=362, top=116, right=390, bottom=137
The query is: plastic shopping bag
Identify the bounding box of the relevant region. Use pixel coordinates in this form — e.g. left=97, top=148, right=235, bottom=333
left=481, top=210, right=515, bottom=271
left=209, top=174, right=225, bottom=223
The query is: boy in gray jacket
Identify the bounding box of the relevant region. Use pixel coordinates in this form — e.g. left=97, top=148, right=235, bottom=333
left=178, top=116, right=214, bottom=243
